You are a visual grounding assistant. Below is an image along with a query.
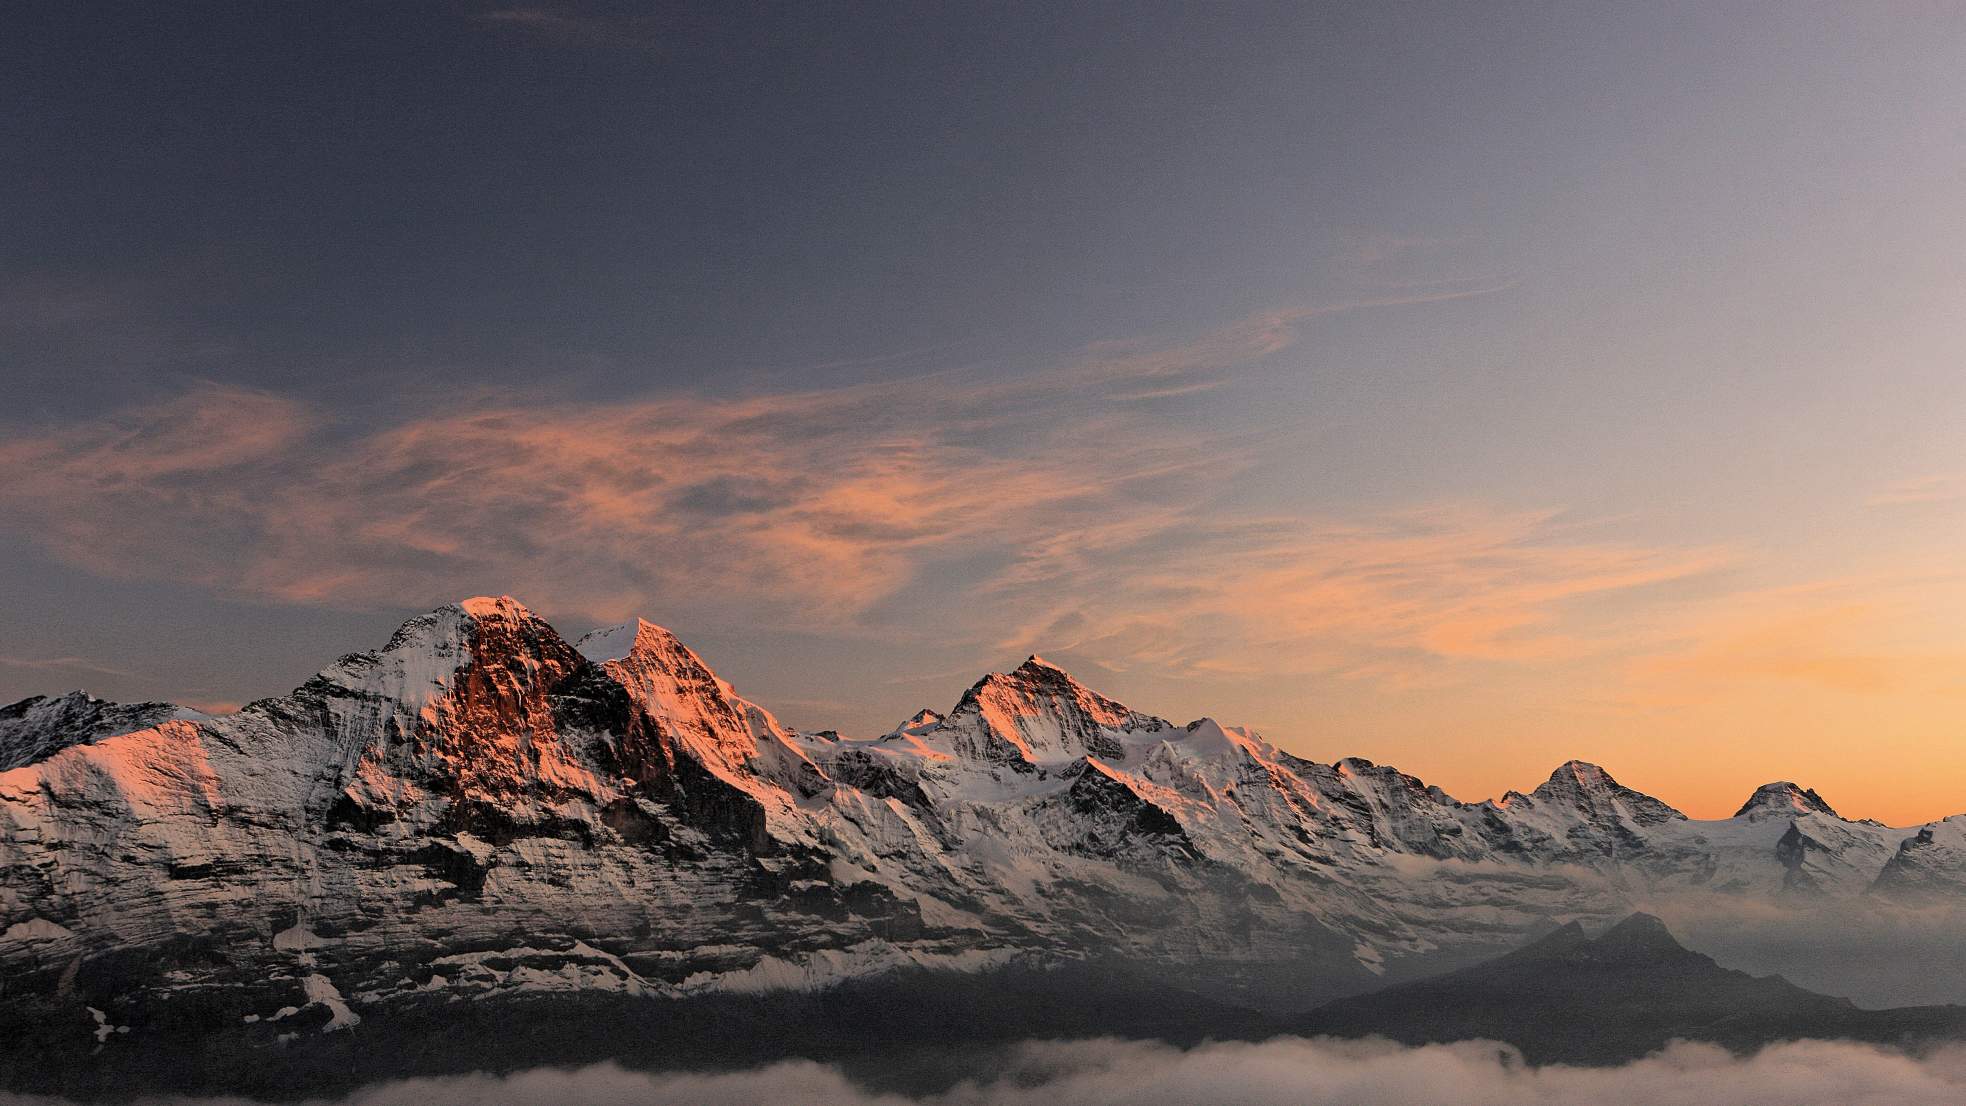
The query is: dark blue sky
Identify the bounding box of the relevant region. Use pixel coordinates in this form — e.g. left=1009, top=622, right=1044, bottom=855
left=4, top=3, right=1964, bottom=818
left=7, top=2, right=1741, bottom=410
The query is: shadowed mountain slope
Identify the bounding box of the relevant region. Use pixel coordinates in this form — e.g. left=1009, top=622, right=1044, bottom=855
left=1301, top=913, right=1966, bottom=1064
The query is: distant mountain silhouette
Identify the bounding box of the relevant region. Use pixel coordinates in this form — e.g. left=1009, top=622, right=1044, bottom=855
left=1301, top=912, right=1966, bottom=1064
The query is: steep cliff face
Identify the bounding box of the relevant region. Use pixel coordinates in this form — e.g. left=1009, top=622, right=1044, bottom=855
left=0, top=596, right=1951, bottom=1057
left=0, top=599, right=933, bottom=1040
left=574, top=617, right=828, bottom=845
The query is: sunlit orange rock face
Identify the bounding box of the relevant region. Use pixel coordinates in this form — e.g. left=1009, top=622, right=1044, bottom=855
left=413, top=598, right=600, bottom=801
left=331, top=598, right=780, bottom=852
left=944, top=656, right=1152, bottom=766
left=331, top=597, right=614, bottom=836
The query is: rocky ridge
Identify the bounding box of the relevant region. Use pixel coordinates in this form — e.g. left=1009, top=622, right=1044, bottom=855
left=0, top=596, right=1957, bottom=1050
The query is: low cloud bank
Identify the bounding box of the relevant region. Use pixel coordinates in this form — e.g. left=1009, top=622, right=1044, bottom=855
left=12, top=1037, right=1966, bottom=1106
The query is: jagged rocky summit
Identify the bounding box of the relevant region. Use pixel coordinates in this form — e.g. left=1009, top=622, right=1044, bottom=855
left=0, top=596, right=1959, bottom=1073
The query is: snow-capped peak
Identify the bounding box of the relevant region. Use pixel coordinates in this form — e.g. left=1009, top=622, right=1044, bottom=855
left=574, top=612, right=824, bottom=822
left=456, top=594, right=536, bottom=620
left=1528, top=759, right=1685, bottom=826
left=326, top=596, right=576, bottom=716
left=1734, top=781, right=1839, bottom=821
left=1549, top=759, right=1612, bottom=788
left=1142, top=717, right=1274, bottom=768
left=936, top=654, right=1172, bottom=766
left=971, top=655, right=1146, bottom=719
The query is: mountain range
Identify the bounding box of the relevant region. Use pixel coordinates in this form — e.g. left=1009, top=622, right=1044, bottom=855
left=5, top=596, right=1965, bottom=1095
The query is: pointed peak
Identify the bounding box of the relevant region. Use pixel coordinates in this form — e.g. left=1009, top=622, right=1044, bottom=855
left=961, top=653, right=1100, bottom=701
left=942, top=654, right=1168, bottom=764
left=896, top=708, right=944, bottom=732
left=962, top=653, right=1095, bottom=697
left=1529, top=759, right=1685, bottom=826
left=1548, top=759, right=1612, bottom=786
left=1013, top=654, right=1070, bottom=677
left=965, top=654, right=1152, bottom=720
left=1734, top=781, right=1839, bottom=820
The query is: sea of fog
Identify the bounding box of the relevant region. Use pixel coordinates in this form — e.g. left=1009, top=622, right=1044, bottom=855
left=9, top=1037, right=1966, bottom=1106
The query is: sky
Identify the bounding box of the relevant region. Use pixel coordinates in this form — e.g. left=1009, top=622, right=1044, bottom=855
left=2, top=2, right=1963, bottom=822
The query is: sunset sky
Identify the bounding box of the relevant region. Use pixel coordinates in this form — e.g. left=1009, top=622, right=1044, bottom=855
left=3, top=3, right=1962, bottom=822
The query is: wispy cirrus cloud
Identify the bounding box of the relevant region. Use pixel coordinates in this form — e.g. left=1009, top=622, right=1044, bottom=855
left=0, top=303, right=1297, bottom=628
left=0, top=287, right=1744, bottom=692
left=991, top=506, right=1734, bottom=682
left=0, top=655, right=135, bottom=679
left=1869, top=473, right=1966, bottom=509
left=7, top=282, right=1952, bottom=748
left=2, top=382, right=1180, bottom=623
left=1065, top=278, right=1516, bottom=403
